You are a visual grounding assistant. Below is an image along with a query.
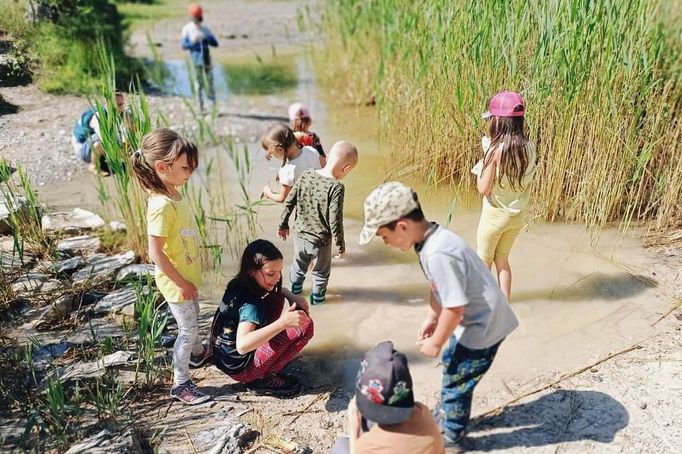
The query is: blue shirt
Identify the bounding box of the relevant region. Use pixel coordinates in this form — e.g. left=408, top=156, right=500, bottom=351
left=180, top=21, right=218, bottom=67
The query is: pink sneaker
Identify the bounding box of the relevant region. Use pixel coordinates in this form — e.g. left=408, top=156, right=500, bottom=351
left=170, top=381, right=211, bottom=405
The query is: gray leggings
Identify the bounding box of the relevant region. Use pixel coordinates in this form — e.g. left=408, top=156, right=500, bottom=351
left=290, top=235, right=332, bottom=296
left=168, top=300, right=204, bottom=386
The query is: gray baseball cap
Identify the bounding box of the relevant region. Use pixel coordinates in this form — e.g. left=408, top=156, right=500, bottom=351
left=358, top=182, right=420, bottom=245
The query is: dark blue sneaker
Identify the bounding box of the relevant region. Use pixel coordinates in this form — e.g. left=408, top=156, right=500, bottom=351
left=310, top=292, right=326, bottom=305
left=291, top=281, right=304, bottom=295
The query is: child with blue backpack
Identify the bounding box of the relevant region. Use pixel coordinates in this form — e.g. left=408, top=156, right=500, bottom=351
left=70, top=92, right=125, bottom=176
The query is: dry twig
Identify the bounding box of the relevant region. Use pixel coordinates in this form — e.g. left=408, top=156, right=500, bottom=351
left=477, top=341, right=645, bottom=418
left=185, top=428, right=198, bottom=454
left=288, top=391, right=331, bottom=425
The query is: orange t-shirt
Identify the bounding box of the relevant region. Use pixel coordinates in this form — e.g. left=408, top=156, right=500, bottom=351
left=355, top=402, right=445, bottom=454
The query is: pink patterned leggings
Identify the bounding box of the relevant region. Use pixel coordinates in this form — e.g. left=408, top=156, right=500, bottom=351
left=229, top=315, right=314, bottom=383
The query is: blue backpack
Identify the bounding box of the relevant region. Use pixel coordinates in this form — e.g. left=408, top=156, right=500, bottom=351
left=73, top=107, right=98, bottom=143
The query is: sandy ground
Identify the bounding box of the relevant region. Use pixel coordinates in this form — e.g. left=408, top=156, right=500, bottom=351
left=1, top=0, right=681, bottom=452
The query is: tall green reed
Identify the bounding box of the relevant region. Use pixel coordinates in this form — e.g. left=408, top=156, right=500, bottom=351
left=320, top=0, right=682, bottom=230
left=133, top=278, right=167, bottom=387
left=95, top=46, right=261, bottom=267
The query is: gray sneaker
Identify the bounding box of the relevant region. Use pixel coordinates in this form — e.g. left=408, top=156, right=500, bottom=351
left=170, top=381, right=211, bottom=405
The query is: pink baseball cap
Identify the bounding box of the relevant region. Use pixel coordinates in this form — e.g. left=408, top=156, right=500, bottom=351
left=288, top=102, right=311, bottom=122
left=482, top=91, right=525, bottom=119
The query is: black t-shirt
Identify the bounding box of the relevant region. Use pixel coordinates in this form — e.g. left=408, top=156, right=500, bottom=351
left=211, top=287, right=266, bottom=375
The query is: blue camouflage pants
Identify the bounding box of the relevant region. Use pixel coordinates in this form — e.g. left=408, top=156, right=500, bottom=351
left=439, top=336, right=502, bottom=442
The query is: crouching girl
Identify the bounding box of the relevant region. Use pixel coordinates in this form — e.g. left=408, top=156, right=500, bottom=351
left=211, top=239, right=314, bottom=396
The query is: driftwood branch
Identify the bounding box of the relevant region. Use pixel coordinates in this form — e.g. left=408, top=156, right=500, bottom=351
left=477, top=340, right=645, bottom=418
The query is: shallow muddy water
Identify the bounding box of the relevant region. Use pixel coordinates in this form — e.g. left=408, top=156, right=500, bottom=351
left=35, top=52, right=670, bottom=415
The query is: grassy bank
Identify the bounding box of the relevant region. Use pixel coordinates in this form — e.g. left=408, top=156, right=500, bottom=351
left=116, top=0, right=187, bottom=30
left=320, top=0, right=682, bottom=230
left=0, top=0, right=143, bottom=94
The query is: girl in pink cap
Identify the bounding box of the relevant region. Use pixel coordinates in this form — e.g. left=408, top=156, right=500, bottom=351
left=288, top=102, right=326, bottom=164
left=472, top=91, right=537, bottom=301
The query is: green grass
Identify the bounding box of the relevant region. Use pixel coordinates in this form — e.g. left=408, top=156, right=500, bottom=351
left=320, top=0, right=682, bottom=230
left=223, top=59, right=298, bottom=95
left=95, top=48, right=263, bottom=271
left=116, top=0, right=185, bottom=30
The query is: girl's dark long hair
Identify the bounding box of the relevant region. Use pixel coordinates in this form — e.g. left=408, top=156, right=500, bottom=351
left=482, top=116, right=531, bottom=191
left=225, top=239, right=283, bottom=297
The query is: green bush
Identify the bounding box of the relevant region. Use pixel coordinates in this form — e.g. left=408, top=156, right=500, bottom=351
left=26, top=0, right=142, bottom=93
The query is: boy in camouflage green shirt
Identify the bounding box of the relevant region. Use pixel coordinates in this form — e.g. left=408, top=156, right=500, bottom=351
left=278, top=141, right=358, bottom=305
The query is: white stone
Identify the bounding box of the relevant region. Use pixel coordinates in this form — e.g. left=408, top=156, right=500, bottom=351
left=11, top=273, right=49, bottom=293
left=116, top=264, right=155, bottom=282
left=108, top=220, right=127, bottom=232
left=0, top=195, right=30, bottom=235
left=57, top=235, right=101, bottom=254
left=93, top=287, right=138, bottom=315
left=42, top=208, right=105, bottom=232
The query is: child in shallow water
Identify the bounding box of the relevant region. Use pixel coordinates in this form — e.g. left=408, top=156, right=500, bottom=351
left=289, top=102, right=325, bottom=161
left=472, top=90, right=537, bottom=302
left=261, top=123, right=322, bottom=203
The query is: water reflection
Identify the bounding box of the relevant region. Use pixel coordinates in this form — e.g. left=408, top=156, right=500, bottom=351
left=151, top=59, right=230, bottom=101
left=145, top=58, right=299, bottom=100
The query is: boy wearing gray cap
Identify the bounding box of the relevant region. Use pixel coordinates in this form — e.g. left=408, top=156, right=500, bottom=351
left=332, top=341, right=444, bottom=454
left=358, top=182, right=518, bottom=448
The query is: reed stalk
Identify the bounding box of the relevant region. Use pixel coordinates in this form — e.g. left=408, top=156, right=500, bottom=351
left=320, top=0, right=682, bottom=229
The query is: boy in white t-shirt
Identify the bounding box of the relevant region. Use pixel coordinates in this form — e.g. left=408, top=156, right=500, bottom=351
left=358, top=182, right=518, bottom=449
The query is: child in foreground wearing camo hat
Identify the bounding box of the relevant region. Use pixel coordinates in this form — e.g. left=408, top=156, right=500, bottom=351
left=358, top=182, right=518, bottom=450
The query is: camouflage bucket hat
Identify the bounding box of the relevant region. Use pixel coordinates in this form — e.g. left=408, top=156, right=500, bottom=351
left=358, top=182, right=419, bottom=245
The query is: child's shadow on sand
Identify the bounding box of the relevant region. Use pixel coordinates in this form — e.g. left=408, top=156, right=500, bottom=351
left=467, top=389, right=628, bottom=450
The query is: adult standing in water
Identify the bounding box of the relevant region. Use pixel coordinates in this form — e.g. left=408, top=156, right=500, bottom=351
left=181, top=3, right=219, bottom=112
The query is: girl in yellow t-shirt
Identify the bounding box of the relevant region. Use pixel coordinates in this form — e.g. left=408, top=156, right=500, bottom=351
left=473, top=91, right=537, bottom=302
left=131, top=128, right=211, bottom=405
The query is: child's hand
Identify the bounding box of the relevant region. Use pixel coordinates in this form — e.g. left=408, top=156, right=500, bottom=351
left=179, top=280, right=198, bottom=301
left=278, top=229, right=289, bottom=241
left=262, top=185, right=272, bottom=198
left=417, top=317, right=437, bottom=342
left=279, top=304, right=307, bottom=328
left=419, top=339, right=441, bottom=358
